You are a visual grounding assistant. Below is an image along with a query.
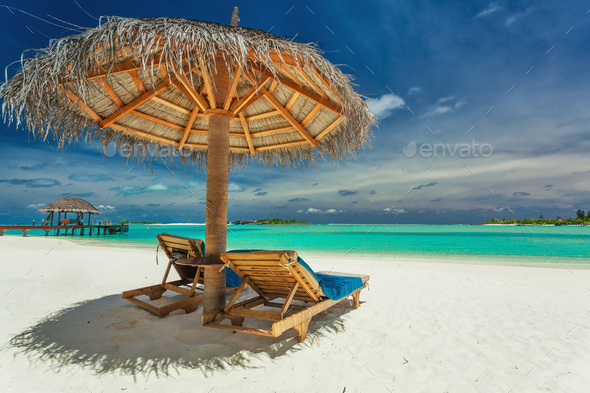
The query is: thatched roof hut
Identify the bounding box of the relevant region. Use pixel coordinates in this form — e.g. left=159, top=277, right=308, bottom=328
left=0, top=16, right=376, bottom=170
left=38, top=197, right=99, bottom=214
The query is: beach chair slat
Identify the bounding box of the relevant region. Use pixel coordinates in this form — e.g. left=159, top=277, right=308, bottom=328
left=281, top=282, right=299, bottom=318
left=224, top=277, right=249, bottom=312
left=227, top=253, right=289, bottom=261
left=227, top=308, right=282, bottom=321
left=257, top=289, right=316, bottom=300
left=246, top=275, right=298, bottom=283
left=125, top=297, right=164, bottom=316
left=163, top=283, right=195, bottom=297
left=230, top=296, right=266, bottom=309
left=232, top=265, right=292, bottom=272
left=159, top=238, right=191, bottom=247
left=271, top=295, right=347, bottom=336
left=287, top=265, right=321, bottom=302
left=238, top=272, right=295, bottom=279
left=203, top=323, right=277, bottom=337
left=226, top=264, right=272, bottom=302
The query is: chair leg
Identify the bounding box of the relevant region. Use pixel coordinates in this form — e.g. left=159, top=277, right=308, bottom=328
left=293, top=319, right=311, bottom=343
left=229, top=315, right=245, bottom=327
left=181, top=298, right=203, bottom=314
left=149, top=286, right=167, bottom=300
left=352, top=292, right=360, bottom=309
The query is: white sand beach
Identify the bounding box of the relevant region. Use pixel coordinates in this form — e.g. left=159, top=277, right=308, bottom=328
left=1, top=237, right=589, bottom=392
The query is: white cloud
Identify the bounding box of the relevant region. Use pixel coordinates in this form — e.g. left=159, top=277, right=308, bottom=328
left=306, top=208, right=322, bottom=214
left=476, top=2, right=504, bottom=18
left=296, top=210, right=304, bottom=213
left=506, top=8, right=533, bottom=26
left=97, top=205, right=116, bottom=210
left=436, top=96, right=455, bottom=104
left=422, top=97, right=466, bottom=117
left=146, top=183, right=169, bottom=191
left=26, top=203, right=45, bottom=209
left=408, top=87, right=421, bottom=95
left=228, top=183, right=245, bottom=192
left=366, top=94, right=405, bottom=119
left=326, top=209, right=337, bottom=213
left=382, top=208, right=406, bottom=214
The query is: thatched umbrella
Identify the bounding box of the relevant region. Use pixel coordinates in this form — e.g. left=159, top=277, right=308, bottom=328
left=0, top=9, right=375, bottom=313
left=38, top=196, right=99, bottom=227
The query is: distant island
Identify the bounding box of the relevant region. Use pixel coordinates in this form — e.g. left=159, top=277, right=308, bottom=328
left=485, top=209, right=590, bottom=226
left=124, top=221, right=162, bottom=225
left=232, top=218, right=312, bottom=225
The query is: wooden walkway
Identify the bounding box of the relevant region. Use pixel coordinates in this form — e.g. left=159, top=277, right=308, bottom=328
left=0, top=224, right=129, bottom=237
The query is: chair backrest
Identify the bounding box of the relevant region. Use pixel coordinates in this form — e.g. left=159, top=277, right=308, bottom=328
left=221, top=251, right=324, bottom=302
left=157, top=233, right=205, bottom=283
left=157, top=233, right=204, bottom=260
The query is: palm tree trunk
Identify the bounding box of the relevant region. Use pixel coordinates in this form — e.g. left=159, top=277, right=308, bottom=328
left=204, top=114, right=229, bottom=313
left=203, top=54, right=231, bottom=314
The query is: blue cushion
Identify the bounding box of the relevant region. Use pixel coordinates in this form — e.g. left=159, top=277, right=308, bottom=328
left=225, top=250, right=363, bottom=301
left=297, top=256, right=363, bottom=300
left=225, top=267, right=242, bottom=288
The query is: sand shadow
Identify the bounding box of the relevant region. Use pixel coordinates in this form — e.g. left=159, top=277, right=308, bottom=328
left=4, top=293, right=354, bottom=378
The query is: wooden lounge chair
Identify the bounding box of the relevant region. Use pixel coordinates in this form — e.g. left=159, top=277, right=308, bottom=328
left=122, top=233, right=234, bottom=316
left=202, top=250, right=369, bottom=342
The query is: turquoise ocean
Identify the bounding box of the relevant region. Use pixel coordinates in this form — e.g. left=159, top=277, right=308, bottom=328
left=14, top=224, right=590, bottom=267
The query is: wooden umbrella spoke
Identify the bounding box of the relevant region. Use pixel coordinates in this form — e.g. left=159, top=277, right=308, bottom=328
left=96, top=77, right=124, bottom=108
left=172, top=71, right=210, bottom=112
left=160, top=62, right=168, bottom=80
left=310, top=65, right=341, bottom=105
left=110, top=123, right=178, bottom=145
left=131, top=110, right=185, bottom=131
left=301, top=104, right=321, bottom=127
left=151, top=96, right=192, bottom=115
left=223, top=66, right=241, bottom=110
left=129, top=70, right=146, bottom=93
left=314, top=116, right=345, bottom=142
left=245, top=110, right=280, bottom=121
left=277, top=64, right=300, bottom=86
left=59, top=86, right=103, bottom=123
left=255, top=140, right=308, bottom=151
left=260, top=87, right=316, bottom=146
left=230, top=75, right=271, bottom=115
left=285, top=92, right=300, bottom=111
left=87, top=55, right=164, bottom=80
left=268, top=79, right=279, bottom=94
left=250, top=126, right=294, bottom=137
left=100, top=79, right=171, bottom=128
left=196, top=58, right=216, bottom=109
left=239, top=113, right=255, bottom=155
left=250, top=63, right=343, bottom=115
left=178, top=109, right=200, bottom=150
left=292, top=65, right=324, bottom=98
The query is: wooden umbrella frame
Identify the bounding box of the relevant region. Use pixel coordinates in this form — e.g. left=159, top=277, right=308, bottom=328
left=60, top=56, right=346, bottom=154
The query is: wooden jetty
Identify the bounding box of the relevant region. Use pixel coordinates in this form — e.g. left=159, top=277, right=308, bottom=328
left=0, top=197, right=129, bottom=237
left=0, top=224, right=129, bottom=237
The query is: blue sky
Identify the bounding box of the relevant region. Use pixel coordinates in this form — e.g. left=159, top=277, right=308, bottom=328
left=1, top=0, right=589, bottom=224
